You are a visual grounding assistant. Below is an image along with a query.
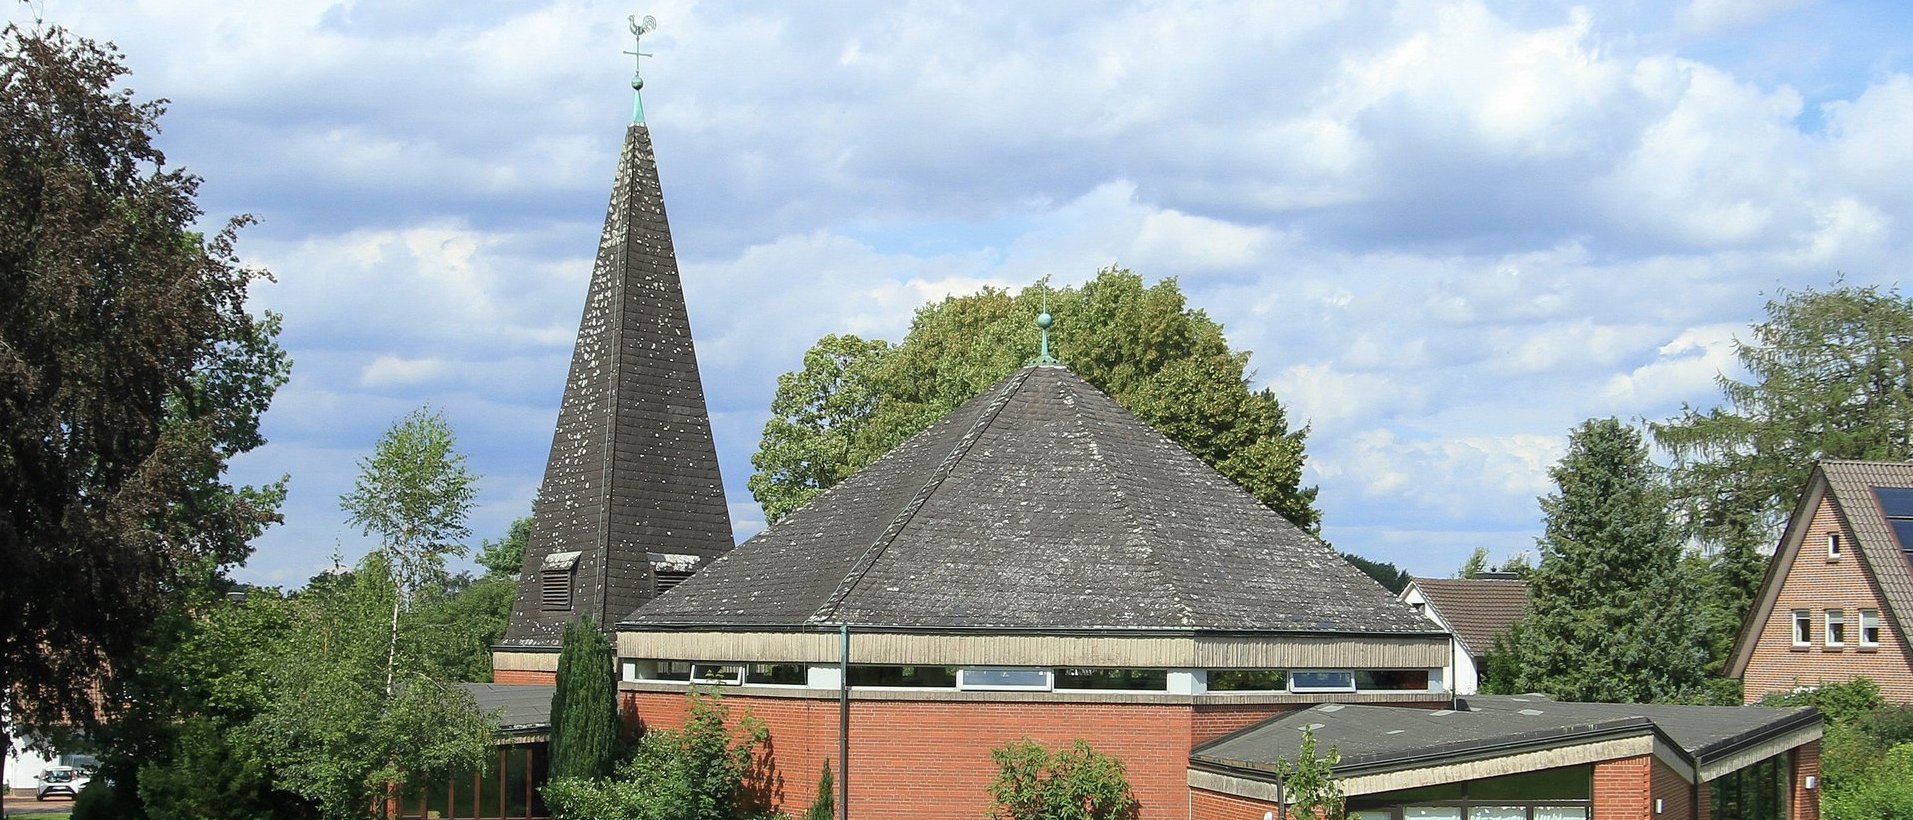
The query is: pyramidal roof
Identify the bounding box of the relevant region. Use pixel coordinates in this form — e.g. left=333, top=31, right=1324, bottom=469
left=627, top=365, right=1433, bottom=635
left=502, top=121, right=735, bottom=647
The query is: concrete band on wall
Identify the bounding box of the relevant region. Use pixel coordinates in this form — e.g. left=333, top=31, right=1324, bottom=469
left=614, top=629, right=1451, bottom=669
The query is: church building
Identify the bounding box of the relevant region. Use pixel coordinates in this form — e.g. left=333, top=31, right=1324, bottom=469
left=481, top=33, right=1824, bottom=820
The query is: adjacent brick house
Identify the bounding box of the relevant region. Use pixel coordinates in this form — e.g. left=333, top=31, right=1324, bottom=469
left=1730, top=460, right=1913, bottom=704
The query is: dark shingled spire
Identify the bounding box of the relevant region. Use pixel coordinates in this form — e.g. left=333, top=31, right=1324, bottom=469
left=501, top=121, right=735, bottom=647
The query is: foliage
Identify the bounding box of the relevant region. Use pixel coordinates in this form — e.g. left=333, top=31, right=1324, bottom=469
left=476, top=514, right=533, bottom=578
left=1654, top=284, right=1913, bottom=670
left=1456, top=547, right=1491, bottom=579
left=1, top=23, right=288, bottom=742
left=1757, top=678, right=1883, bottom=727
left=986, top=738, right=1139, bottom=820
left=246, top=558, right=495, bottom=819
left=544, top=690, right=769, bottom=820
left=1273, top=727, right=1343, bottom=820
left=402, top=572, right=515, bottom=683
left=1498, top=418, right=1710, bottom=703
left=550, top=617, right=620, bottom=781
left=806, top=761, right=834, bottom=820
left=340, top=406, right=479, bottom=600
left=749, top=269, right=1320, bottom=530
left=1822, top=742, right=1913, bottom=820
left=1768, top=680, right=1913, bottom=819
left=1339, top=552, right=1410, bottom=594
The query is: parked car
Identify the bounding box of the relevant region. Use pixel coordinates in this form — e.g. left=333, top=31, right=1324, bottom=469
left=34, top=765, right=89, bottom=801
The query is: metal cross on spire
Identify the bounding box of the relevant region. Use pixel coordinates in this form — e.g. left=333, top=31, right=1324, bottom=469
left=625, top=14, right=657, bottom=123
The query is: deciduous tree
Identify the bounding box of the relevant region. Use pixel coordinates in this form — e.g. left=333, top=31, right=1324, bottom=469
left=1, top=21, right=288, bottom=774
left=750, top=269, right=1318, bottom=530
left=987, top=738, right=1139, bottom=820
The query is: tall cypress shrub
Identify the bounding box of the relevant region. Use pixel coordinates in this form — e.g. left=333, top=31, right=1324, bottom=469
left=548, top=617, right=618, bottom=780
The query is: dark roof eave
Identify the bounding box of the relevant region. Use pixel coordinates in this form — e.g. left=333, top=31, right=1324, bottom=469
left=1688, top=707, right=1824, bottom=765
left=615, top=621, right=1452, bottom=640
left=1190, top=717, right=1663, bottom=782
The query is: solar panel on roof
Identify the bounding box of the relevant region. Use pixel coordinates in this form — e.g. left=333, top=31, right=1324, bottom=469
left=1891, top=520, right=1913, bottom=555
left=1875, top=486, right=1913, bottom=518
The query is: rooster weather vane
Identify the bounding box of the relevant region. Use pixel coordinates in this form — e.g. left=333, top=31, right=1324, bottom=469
left=626, top=14, right=657, bottom=122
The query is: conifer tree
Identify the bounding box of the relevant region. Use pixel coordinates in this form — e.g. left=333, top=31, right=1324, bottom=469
left=548, top=617, right=619, bottom=781
left=807, top=761, right=835, bottom=820
left=1503, top=418, right=1709, bottom=703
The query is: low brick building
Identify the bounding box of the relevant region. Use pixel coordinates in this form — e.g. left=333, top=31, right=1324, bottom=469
left=1731, top=460, right=1913, bottom=703
left=1190, top=696, right=1822, bottom=820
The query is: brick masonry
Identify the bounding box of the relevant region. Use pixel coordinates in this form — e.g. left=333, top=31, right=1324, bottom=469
left=493, top=669, right=557, bottom=686
left=1742, top=497, right=1913, bottom=703
left=624, top=690, right=1304, bottom=820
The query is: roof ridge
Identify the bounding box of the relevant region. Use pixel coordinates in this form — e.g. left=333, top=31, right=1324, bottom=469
left=1068, top=378, right=1198, bottom=626
left=809, top=366, right=1037, bottom=623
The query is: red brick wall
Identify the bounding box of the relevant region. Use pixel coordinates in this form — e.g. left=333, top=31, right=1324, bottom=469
left=1191, top=704, right=1297, bottom=745
left=493, top=669, right=557, bottom=685
left=1593, top=755, right=1652, bottom=820
left=626, top=690, right=1199, bottom=819
left=1652, top=757, right=1693, bottom=820
left=1743, top=497, right=1913, bottom=703
left=1191, top=786, right=1275, bottom=820
left=1792, top=739, right=1821, bottom=820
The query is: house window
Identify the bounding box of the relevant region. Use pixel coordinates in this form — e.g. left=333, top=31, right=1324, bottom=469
left=1792, top=610, right=1812, bottom=646
left=1861, top=609, right=1882, bottom=647
left=1826, top=609, right=1847, bottom=647
left=1053, top=668, right=1169, bottom=691
left=1828, top=532, right=1842, bottom=559
left=1206, top=670, right=1289, bottom=692
left=847, top=665, right=957, bottom=688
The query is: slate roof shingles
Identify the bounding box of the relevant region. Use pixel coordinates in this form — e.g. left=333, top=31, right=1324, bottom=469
left=501, top=122, right=735, bottom=647
left=628, top=365, right=1435, bottom=634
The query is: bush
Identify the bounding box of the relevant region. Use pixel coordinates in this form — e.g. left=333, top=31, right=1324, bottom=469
left=545, top=690, right=768, bottom=820
left=806, top=761, right=834, bottom=820
left=988, top=738, right=1138, bottom=820
left=1822, top=742, right=1913, bottom=820
left=1757, top=678, right=1882, bottom=725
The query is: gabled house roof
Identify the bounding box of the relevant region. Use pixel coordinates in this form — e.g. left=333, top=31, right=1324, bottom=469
left=626, top=364, right=1438, bottom=635
left=1191, top=695, right=1820, bottom=790
left=1403, top=577, right=1530, bottom=658
left=1729, top=460, right=1913, bottom=676
left=501, top=120, right=735, bottom=649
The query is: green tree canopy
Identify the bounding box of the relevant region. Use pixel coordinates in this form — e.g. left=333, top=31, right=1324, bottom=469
left=986, top=738, right=1139, bottom=820
left=475, top=514, right=532, bottom=578
left=1495, top=418, right=1710, bottom=703
left=749, top=268, right=1319, bottom=530
left=1, top=23, right=289, bottom=746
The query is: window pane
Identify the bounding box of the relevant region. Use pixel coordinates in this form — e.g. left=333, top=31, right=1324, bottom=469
left=1350, top=812, right=1393, bottom=820
left=1290, top=670, right=1356, bottom=692
left=1403, top=808, right=1462, bottom=820
left=1469, top=765, right=1592, bottom=799
left=959, top=668, right=1051, bottom=690
left=1207, top=670, right=1288, bottom=691
left=1054, top=668, right=1168, bottom=691
left=1468, top=808, right=1526, bottom=820
left=1356, top=669, right=1430, bottom=691
left=1534, top=809, right=1589, bottom=820
left=848, top=665, right=956, bottom=687
left=749, top=663, right=807, bottom=685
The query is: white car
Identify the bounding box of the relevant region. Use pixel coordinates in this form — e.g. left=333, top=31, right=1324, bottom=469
left=34, top=765, right=89, bottom=801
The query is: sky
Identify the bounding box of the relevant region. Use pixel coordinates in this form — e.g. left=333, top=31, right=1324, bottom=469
left=12, top=0, right=1913, bottom=587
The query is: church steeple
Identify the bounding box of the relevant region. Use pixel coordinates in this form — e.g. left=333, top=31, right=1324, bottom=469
left=500, top=45, right=734, bottom=649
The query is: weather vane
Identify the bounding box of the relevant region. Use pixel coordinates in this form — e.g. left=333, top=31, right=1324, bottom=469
left=625, top=14, right=658, bottom=122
